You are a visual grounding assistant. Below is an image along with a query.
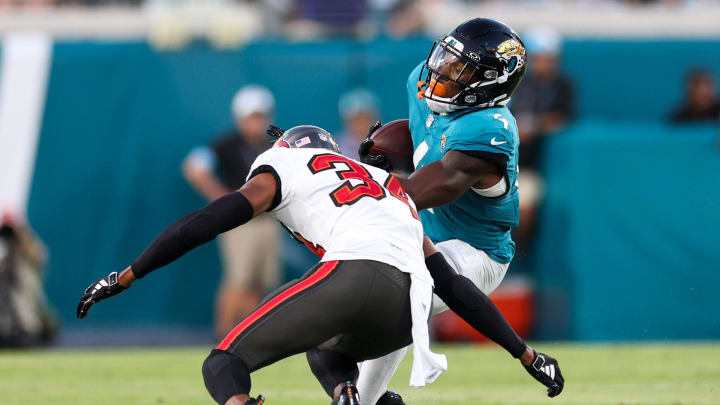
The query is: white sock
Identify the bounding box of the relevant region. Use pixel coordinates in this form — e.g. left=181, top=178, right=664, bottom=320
left=357, top=346, right=409, bottom=405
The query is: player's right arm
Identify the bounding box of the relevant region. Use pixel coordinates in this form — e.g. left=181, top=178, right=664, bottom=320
left=75, top=172, right=277, bottom=319
left=397, top=149, right=504, bottom=211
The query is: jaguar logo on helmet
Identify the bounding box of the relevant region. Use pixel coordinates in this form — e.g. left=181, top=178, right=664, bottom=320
left=497, top=39, right=525, bottom=57
left=496, top=39, right=526, bottom=75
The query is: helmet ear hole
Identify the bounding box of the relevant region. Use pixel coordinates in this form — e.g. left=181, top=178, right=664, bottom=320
left=464, top=94, right=477, bottom=104
left=484, top=70, right=498, bottom=80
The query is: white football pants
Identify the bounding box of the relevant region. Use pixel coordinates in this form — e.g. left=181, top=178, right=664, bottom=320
left=356, top=239, right=510, bottom=405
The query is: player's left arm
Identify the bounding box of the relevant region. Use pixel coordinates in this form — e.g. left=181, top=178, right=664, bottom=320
left=422, top=237, right=565, bottom=397
left=397, top=149, right=505, bottom=211
left=76, top=172, right=277, bottom=319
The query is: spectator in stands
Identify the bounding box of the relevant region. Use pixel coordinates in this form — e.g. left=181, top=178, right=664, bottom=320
left=273, top=0, right=371, bottom=38
left=335, top=88, right=380, bottom=160
left=382, top=0, right=426, bottom=38
left=669, top=69, right=720, bottom=124
left=509, top=26, right=574, bottom=258
left=264, top=0, right=419, bottom=39
left=183, top=85, right=280, bottom=338
left=511, top=26, right=574, bottom=170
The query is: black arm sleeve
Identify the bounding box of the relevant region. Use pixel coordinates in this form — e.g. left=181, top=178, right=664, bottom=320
left=131, top=191, right=255, bottom=279
left=426, top=253, right=526, bottom=358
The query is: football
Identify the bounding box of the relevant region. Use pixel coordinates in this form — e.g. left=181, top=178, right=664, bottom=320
left=368, top=119, right=415, bottom=174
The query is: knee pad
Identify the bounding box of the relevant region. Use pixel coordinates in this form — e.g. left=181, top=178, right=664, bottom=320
left=202, top=349, right=251, bottom=405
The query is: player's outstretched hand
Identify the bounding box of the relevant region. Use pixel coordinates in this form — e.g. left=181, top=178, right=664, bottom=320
left=358, top=121, right=393, bottom=172
left=523, top=349, right=564, bottom=397
left=76, top=272, right=128, bottom=319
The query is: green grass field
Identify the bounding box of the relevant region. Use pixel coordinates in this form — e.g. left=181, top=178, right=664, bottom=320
left=1, top=343, right=718, bottom=405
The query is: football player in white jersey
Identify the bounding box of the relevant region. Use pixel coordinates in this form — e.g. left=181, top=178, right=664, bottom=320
left=76, top=126, right=561, bottom=405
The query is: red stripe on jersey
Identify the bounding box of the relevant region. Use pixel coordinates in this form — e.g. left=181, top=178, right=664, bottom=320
left=294, top=232, right=326, bottom=258
left=215, top=260, right=340, bottom=351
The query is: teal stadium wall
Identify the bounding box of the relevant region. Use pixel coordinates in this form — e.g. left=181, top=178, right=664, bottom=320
left=535, top=123, right=720, bottom=340
left=18, top=38, right=720, bottom=339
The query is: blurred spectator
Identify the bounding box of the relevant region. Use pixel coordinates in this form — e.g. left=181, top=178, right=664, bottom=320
left=0, top=0, right=142, bottom=7
left=268, top=0, right=371, bottom=38
left=512, top=26, right=574, bottom=169
left=382, top=0, right=426, bottom=38
left=183, top=85, right=280, bottom=338
left=335, top=88, right=380, bottom=160
left=0, top=211, right=56, bottom=347
left=509, top=26, right=574, bottom=257
left=0, top=0, right=53, bottom=8
left=669, top=69, right=720, bottom=124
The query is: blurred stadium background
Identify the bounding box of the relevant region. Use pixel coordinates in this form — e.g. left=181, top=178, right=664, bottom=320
left=1, top=0, right=719, bottom=404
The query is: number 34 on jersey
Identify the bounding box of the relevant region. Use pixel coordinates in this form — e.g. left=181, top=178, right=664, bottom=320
left=307, top=153, right=418, bottom=219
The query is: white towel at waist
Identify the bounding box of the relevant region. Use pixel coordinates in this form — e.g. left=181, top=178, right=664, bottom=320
left=408, top=273, right=447, bottom=387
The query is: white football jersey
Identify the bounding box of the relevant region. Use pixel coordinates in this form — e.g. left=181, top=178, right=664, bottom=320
left=248, top=147, right=427, bottom=279
left=248, top=146, right=447, bottom=386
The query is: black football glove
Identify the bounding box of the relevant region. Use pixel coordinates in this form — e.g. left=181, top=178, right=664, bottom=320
left=523, top=349, right=564, bottom=398
left=267, top=125, right=285, bottom=140
left=358, top=120, right=393, bottom=172
left=76, top=271, right=127, bottom=319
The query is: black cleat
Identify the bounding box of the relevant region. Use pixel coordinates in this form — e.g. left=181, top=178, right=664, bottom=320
left=246, top=395, right=265, bottom=404
left=331, top=381, right=360, bottom=405
left=376, top=390, right=404, bottom=405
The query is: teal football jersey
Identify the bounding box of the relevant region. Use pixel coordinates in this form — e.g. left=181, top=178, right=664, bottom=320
left=407, top=63, right=519, bottom=264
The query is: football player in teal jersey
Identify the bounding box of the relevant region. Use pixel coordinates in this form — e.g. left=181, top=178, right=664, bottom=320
left=359, top=18, right=562, bottom=405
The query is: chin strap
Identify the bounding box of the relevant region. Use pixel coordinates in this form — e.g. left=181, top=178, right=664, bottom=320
left=426, top=98, right=464, bottom=114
